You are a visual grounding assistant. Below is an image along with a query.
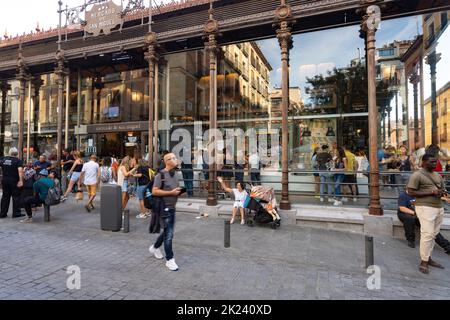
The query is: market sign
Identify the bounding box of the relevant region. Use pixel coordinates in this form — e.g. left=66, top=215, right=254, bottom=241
left=87, top=121, right=148, bottom=133
left=85, top=0, right=123, bottom=36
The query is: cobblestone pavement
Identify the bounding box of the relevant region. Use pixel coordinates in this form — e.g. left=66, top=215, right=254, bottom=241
left=0, top=197, right=449, bottom=300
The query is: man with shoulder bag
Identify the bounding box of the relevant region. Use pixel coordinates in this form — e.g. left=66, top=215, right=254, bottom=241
left=148, top=153, right=185, bottom=271
left=407, top=154, right=450, bottom=274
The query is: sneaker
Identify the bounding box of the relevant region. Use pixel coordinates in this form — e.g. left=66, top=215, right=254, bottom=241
left=136, top=213, right=147, bottom=219
left=230, top=218, right=235, bottom=224
left=165, top=258, right=179, bottom=271
left=353, top=197, right=358, bottom=202
left=60, top=196, right=67, bottom=202
left=320, top=197, right=324, bottom=202
left=84, top=205, right=91, bottom=213
left=341, top=197, right=348, bottom=202
left=90, top=204, right=95, bottom=210
left=20, top=217, right=33, bottom=223
left=241, top=220, right=245, bottom=225
left=333, top=200, right=343, bottom=206
left=328, top=198, right=335, bottom=203
left=149, top=245, right=164, bottom=259
left=407, top=240, right=415, bottom=248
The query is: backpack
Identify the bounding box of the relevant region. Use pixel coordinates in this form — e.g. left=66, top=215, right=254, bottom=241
left=100, top=167, right=112, bottom=183
left=45, top=186, right=61, bottom=206
left=38, top=181, right=61, bottom=206
left=144, top=171, right=164, bottom=210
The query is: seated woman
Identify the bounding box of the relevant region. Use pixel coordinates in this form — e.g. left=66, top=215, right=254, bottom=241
left=217, top=176, right=248, bottom=225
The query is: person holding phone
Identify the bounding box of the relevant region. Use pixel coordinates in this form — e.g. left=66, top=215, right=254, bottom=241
left=397, top=188, right=450, bottom=252
left=148, top=153, right=183, bottom=272
left=407, top=154, right=450, bottom=274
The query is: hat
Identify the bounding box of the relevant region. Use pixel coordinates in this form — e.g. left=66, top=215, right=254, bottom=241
left=39, top=169, right=49, bottom=177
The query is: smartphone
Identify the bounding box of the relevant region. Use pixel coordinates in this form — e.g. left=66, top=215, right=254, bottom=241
left=179, top=187, right=187, bottom=195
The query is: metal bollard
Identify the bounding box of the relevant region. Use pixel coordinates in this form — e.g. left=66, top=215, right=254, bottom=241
left=365, top=235, right=374, bottom=268
left=123, top=210, right=130, bottom=233
left=44, top=205, right=50, bottom=222
left=224, top=220, right=230, bottom=248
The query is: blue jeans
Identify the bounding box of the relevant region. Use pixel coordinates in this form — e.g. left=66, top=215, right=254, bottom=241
left=251, top=169, right=261, bottom=185
left=334, top=174, right=345, bottom=198
left=319, top=174, right=333, bottom=197
left=154, top=208, right=176, bottom=261
left=136, top=185, right=147, bottom=201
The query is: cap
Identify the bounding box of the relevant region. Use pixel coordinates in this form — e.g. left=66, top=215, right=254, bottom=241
left=39, top=169, right=49, bottom=177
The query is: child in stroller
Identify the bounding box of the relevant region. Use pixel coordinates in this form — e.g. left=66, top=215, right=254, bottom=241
left=244, top=185, right=281, bottom=229
left=218, top=177, right=248, bottom=225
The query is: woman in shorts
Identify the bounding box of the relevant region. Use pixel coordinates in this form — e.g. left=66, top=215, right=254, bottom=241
left=218, top=176, right=248, bottom=225
left=61, top=151, right=83, bottom=202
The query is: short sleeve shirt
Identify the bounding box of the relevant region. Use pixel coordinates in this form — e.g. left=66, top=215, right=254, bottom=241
left=407, top=169, right=444, bottom=208
left=82, top=161, right=100, bottom=186
left=398, top=192, right=415, bottom=211
left=34, top=161, right=51, bottom=173
left=0, top=156, right=23, bottom=182
left=153, top=169, right=179, bottom=209
left=232, top=188, right=248, bottom=205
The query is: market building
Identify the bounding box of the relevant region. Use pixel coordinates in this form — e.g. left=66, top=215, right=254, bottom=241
left=0, top=0, right=449, bottom=211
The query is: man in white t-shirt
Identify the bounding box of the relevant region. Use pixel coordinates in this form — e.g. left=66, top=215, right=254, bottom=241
left=80, top=154, right=100, bottom=212
left=249, top=149, right=261, bottom=185
left=218, top=176, right=248, bottom=225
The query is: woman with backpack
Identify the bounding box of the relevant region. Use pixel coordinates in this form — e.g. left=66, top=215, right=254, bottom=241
left=100, top=157, right=116, bottom=185
left=133, top=159, right=152, bottom=219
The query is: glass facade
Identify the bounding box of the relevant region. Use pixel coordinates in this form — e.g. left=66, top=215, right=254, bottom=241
left=1, top=10, right=449, bottom=196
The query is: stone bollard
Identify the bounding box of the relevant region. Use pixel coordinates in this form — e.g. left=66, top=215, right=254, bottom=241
left=123, top=209, right=130, bottom=233
left=224, top=220, right=230, bottom=248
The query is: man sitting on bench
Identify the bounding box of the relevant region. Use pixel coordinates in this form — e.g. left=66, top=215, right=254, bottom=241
left=20, top=170, right=56, bottom=223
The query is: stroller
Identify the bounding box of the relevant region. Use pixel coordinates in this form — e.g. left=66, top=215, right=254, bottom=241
left=243, top=185, right=281, bottom=229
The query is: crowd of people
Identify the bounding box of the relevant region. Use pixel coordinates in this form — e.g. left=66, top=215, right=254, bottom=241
left=312, top=143, right=365, bottom=206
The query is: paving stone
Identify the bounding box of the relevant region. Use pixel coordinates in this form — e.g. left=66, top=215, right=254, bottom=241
left=1, top=199, right=450, bottom=300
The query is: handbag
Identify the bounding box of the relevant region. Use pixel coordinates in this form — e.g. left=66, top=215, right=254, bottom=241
left=75, top=191, right=84, bottom=201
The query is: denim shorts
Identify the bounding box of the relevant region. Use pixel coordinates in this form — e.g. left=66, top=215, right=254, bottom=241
left=121, top=179, right=129, bottom=193
left=137, top=185, right=147, bottom=201
left=70, top=171, right=81, bottom=182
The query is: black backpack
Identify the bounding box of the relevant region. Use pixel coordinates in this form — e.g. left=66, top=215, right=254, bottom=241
left=38, top=181, right=61, bottom=206
left=144, top=171, right=164, bottom=210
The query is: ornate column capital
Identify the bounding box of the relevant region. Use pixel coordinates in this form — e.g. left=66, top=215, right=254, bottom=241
left=144, top=32, right=159, bottom=67
left=409, top=72, right=420, bottom=85
left=425, top=52, right=442, bottom=66
left=358, top=1, right=384, bottom=37
left=16, top=46, right=28, bottom=81
left=273, top=1, right=295, bottom=48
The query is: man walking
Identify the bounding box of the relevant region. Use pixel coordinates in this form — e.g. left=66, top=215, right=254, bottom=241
left=407, top=154, right=448, bottom=274
left=149, top=152, right=183, bottom=271
left=0, top=148, right=25, bottom=218
left=80, top=154, right=100, bottom=212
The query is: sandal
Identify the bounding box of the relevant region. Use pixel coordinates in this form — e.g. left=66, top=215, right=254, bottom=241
left=419, top=264, right=429, bottom=274
left=428, top=259, right=445, bottom=269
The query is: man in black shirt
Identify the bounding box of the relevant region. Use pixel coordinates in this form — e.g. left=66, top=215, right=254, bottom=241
left=0, top=148, right=25, bottom=218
